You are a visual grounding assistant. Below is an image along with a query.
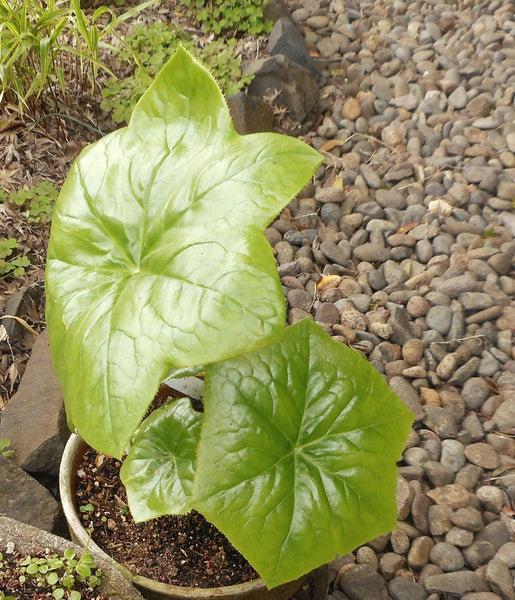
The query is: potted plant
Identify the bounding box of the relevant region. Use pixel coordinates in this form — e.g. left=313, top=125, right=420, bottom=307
left=46, top=47, right=414, bottom=599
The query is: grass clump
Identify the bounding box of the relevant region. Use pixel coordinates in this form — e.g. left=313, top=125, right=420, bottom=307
left=0, top=0, right=155, bottom=115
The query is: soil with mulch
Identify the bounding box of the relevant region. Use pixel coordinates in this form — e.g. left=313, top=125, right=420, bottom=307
left=0, top=545, right=107, bottom=600
left=75, top=445, right=320, bottom=598
left=76, top=445, right=259, bottom=588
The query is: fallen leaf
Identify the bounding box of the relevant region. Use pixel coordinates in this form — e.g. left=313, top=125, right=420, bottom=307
left=319, top=139, right=345, bottom=152
left=397, top=222, right=419, bottom=234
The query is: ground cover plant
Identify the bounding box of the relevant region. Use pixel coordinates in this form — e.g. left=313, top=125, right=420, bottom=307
left=0, top=546, right=103, bottom=600
left=178, top=0, right=273, bottom=35
left=46, top=47, right=414, bottom=590
left=100, top=21, right=253, bottom=123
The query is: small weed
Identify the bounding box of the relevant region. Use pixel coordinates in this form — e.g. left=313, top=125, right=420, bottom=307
left=101, top=22, right=252, bottom=123
left=0, top=590, right=19, bottom=600
left=178, top=0, right=273, bottom=35
left=79, top=503, right=95, bottom=514
left=0, top=239, right=30, bottom=278
left=15, top=548, right=102, bottom=600
left=481, top=228, right=498, bottom=239
left=0, top=437, right=14, bottom=457
left=0, top=180, right=59, bottom=223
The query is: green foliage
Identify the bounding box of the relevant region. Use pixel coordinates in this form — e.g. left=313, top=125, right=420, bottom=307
left=17, top=548, right=102, bottom=599
left=193, top=319, right=413, bottom=587
left=47, top=47, right=321, bottom=459
left=0, top=590, right=19, bottom=600
left=100, top=21, right=252, bottom=124
left=47, top=48, right=413, bottom=589
left=178, top=0, right=273, bottom=35
left=0, top=0, right=156, bottom=114
left=0, top=238, right=30, bottom=278
left=0, top=437, right=14, bottom=457
left=0, top=180, right=59, bottom=223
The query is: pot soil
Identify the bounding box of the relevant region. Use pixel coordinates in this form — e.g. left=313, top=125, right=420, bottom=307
left=60, top=434, right=328, bottom=600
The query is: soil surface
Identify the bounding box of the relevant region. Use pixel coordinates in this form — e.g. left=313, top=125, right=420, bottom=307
left=76, top=444, right=260, bottom=588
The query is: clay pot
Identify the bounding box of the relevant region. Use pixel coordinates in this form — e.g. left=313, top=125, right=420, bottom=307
left=60, top=433, right=322, bottom=600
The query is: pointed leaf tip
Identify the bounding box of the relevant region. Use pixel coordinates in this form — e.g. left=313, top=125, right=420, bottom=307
left=46, top=47, right=322, bottom=458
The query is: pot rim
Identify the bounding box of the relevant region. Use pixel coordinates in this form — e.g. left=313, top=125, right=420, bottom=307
left=59, top=432, right=299, bottom=599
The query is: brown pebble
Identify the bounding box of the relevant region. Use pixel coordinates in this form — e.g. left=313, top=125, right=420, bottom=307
left=420, top=388, right=441, bottom=407
left=406, top=296, right=431, bottom=317
left=464, top=443, right=500, bottom=470
left=342, top=97, right=362, bottom=120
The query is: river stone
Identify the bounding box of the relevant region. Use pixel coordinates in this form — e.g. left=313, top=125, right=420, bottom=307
left=425, top=306, right=453, bottom=335
left=379, top=553, right=405, bottom=580
left=424, top=571, right=488, bottom=595
left=338, top=564, right=389, bottom=600
left=455, top=465, right=482, bottom=490
left=445, top=527, right=474, bottom=547
left=314, top=302, right=340, bottom=324
left=464, top=443, right=500, bottom=470
left=463, top=541, right=497, bottom=569
left=426, top=484, right=470, bottom=509
left=451, top=507, right=484, bottom=532
left=389, top=576, right=428, bottom=600
left=423, top=406, right=458, bottom=438
left=353, top=243, right=392, bottom=263
left=411, top=492, right=432, bottom=534
left=429, top=542, right=465, bottom=571
left=440, top=439, right=466, bottom=472
left=461, top=377, right=491, bottom=410
left=428, top=503, right=453, bottom=536
left=476, top=486, right=505, bottom=514
left=485, top=560, right=515, bottom=600
left=432, top=272, right=478, bottom=297
left=495, top=543, right=515, bottom=568
left=475, top=521, right=510, bottom=550
left=423, top=461, right=455, bottom=487
left=408, top=536, right=434, bottom=569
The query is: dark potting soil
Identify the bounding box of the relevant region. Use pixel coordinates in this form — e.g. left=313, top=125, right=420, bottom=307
left=75, top=446, right=260, bottom=589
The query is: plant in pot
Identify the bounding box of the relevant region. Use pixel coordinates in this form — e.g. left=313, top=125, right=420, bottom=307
left=46, top=47, right=414, bottom=599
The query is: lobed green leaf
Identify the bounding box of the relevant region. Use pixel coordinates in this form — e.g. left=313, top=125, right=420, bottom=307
left=193, top=319, right=414, bottom=588
left=46, top=46, right=322, bottom=457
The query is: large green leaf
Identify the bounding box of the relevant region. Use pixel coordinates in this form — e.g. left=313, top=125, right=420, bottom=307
left=45, top=46, right=322, bottom=458
left=120, top=397, right=202, bottom=520
left=192, top=319, right=414, bottom=588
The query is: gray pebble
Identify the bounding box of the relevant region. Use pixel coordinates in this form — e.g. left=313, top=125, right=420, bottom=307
left=314, top=302, right=340, bottom=324
left=424, top=571, right=487, bottom=596
left=440, top=439, right=467, bottom=472
left=424, top=406, right=458, bottom=438
left=389, top=576, right=428, bottom=600
left=429, top=542, right=465, bottom=572
left=428, top=503, right=454, bottom=536
left=426, top=306, right=453, bottom=335
left=462, top=378, right=491, bottom=410
left=338, top=564, right=389, bottom=600
left=353, top=243, right=392, bottom=263
left=475, top=521, right=510, bottom=551
left=463, top=541, right=497, bottom=569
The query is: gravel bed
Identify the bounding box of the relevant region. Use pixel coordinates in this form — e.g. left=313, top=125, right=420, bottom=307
left=272, top=1, right=515, bottom=598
